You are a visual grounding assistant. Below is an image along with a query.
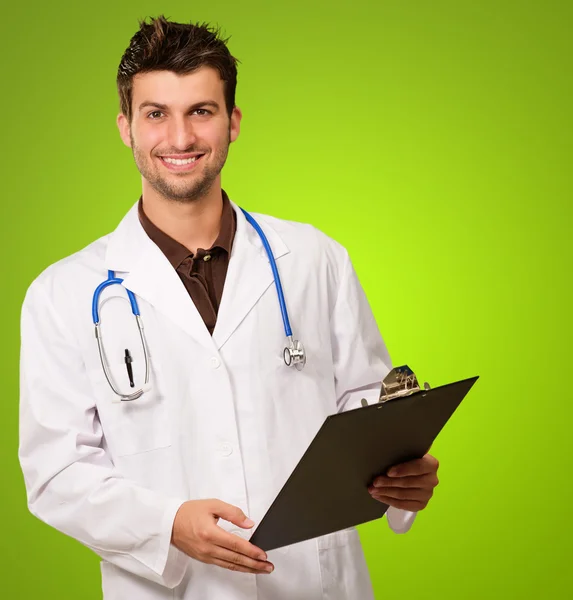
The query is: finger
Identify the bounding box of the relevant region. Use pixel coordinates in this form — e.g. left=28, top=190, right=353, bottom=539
left=387, top=454, right=439, bottom=478
left=209, top=527, right=268, bottom=562
left=369, top=486, right=431, bottom=502
left=210, top=500, right=255, bottom=529
left=209, top=556, right=273, bottom=575
left=372, top=473, right=439, bottom=489
left=371, top=495, right=427, bottom=511
left=211, top=545, right=274, bottom=573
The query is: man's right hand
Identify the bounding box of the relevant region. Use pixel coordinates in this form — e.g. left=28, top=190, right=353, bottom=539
left=171, top=499, right=274, bottom=575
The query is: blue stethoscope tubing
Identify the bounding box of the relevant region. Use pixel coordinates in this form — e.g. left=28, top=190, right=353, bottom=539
left=240, top=208, right=291, bottom=337
left=92, top=208, right=305, bottom=401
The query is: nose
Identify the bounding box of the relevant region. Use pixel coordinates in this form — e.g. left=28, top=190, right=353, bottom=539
left=167, top=115, right=198, bottom=151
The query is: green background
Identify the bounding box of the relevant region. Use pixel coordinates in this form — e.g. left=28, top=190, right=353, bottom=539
left=2, top=0, right=571, bottom=598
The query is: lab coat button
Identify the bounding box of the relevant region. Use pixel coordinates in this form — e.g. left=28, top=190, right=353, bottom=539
left=210, top=356, right=220, bottom=369
left=220, top=443, right=233, bottom=456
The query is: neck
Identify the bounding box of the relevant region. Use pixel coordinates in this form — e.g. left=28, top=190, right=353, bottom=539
left=141, top=179, right=224, bottom=255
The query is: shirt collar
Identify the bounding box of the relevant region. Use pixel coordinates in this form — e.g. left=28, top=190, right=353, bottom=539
left=137, top=190, right=236, bottom=270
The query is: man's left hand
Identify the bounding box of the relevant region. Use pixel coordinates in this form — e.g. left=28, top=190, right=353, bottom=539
left=368, top=454, right=439, bottom=511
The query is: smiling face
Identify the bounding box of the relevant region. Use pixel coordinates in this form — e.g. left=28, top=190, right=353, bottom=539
left=117, top=67, right=241, bottom=203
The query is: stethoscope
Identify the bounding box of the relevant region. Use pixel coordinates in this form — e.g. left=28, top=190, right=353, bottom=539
left=92, top=208, right=306, bottom=402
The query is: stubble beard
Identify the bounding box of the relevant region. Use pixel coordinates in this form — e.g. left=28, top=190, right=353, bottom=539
left=131, top=131, right=231, bottom=203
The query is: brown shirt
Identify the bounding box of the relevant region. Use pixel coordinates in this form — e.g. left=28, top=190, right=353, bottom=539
left=138, top=191, right=236, bottom=335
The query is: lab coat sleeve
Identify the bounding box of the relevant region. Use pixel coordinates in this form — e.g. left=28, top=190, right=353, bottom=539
left=18, top=279, right=189, bottom=588
left=329, top=248, right=417, bottom=534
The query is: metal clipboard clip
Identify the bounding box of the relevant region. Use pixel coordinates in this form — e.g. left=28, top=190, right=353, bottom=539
left=360, top=365, right=431, bottom=407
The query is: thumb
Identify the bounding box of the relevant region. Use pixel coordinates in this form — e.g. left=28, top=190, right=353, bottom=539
left=211, top=500, right=255, bottom=529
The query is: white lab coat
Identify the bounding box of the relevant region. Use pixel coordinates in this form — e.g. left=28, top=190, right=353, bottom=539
left=19, top=200, right=416, bottom=600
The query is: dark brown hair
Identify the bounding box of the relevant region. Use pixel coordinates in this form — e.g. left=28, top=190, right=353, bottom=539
left=117, top=15, right=239, bottom=122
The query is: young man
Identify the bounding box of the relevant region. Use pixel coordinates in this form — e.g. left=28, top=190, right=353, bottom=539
left=19, top=16, right=439, bottom=600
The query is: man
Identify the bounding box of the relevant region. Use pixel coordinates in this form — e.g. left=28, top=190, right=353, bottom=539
left=19, top=16, right=439, bottom=600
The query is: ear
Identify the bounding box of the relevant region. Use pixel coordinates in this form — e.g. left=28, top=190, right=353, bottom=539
left=117, top=113, right=132, bottom=148
left=229, top=106, right=242, bottom=143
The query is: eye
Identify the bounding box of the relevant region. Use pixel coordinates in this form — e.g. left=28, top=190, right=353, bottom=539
left=193, top=108, right=212, bottom=116
left=147, top=110, right=164, bottom=119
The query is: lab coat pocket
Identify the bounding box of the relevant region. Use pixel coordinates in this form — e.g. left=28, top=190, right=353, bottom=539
left=317, top=528, right=374, bottom=600
left=88, top=360, right=172, bottom=457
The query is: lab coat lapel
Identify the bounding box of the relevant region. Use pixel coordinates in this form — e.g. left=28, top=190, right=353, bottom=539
left=104, top=202, right=215, bottom=349
left=212, top=203, right=290, bottom=351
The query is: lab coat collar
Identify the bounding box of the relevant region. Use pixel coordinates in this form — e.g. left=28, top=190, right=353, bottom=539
left=213, top=202, right=289, bottom=350
left=104, top=198, right=290, bottom=350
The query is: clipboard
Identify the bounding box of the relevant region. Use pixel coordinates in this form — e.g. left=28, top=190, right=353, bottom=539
left=249, top=368, right=478, bottom=551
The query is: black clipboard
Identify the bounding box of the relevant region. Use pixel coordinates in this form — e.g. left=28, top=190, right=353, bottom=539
left=249, top=376, right=478, bottom=551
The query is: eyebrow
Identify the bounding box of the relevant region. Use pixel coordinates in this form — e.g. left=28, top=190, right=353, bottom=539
left=138, top=100, right=221, bottom=112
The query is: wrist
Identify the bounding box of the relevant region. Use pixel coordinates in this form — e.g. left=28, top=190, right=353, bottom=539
left=170, top=500, right=187, bottom=548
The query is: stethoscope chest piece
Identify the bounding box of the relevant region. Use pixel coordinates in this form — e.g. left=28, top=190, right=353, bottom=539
left=284, top=337, right=306, bottom=371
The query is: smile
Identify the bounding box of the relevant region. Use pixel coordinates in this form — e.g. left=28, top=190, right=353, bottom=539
left=158, top=154, right=205, bottom=171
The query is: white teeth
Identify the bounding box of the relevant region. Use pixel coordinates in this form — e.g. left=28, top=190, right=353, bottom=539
left=162, top=156, right=198, bottom=165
